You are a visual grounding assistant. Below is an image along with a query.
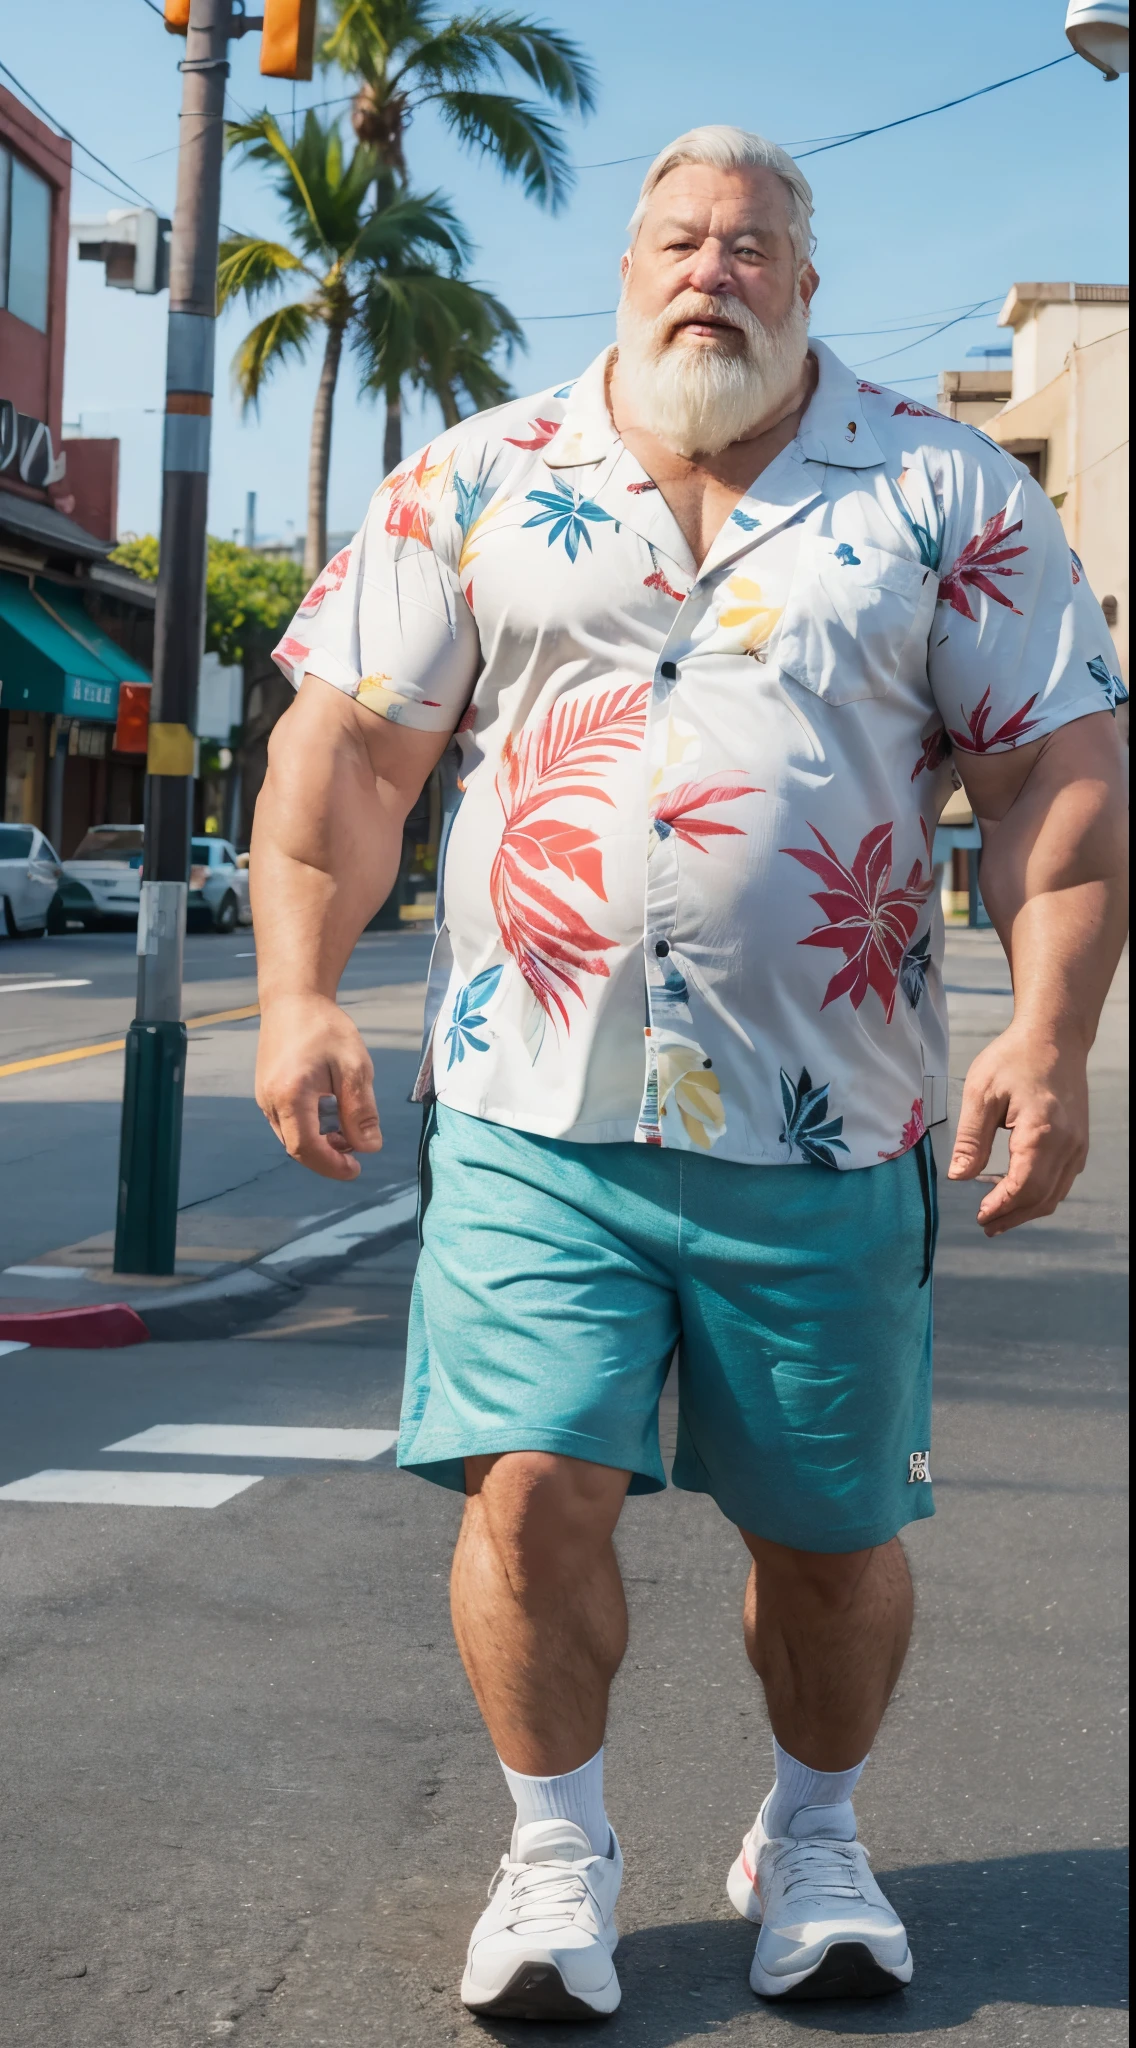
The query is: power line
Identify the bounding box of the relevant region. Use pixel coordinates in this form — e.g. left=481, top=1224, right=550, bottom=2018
left=516, top=297, right=1002, bottom=331
left=572, top=52, right=1076, bottom=174
left=0, top=57, right=160, bottom=211
left=853, top=301, right=1000, bottom=370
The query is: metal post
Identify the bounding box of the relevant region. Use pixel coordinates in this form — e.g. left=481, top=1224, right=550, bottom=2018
left=244, top=488, right=256, bottom=548
left=114, top=0, right=232, bottom=1274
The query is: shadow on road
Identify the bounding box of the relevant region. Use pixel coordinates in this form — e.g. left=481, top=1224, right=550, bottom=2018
left=472, top=1847, right=1128, bottom=2043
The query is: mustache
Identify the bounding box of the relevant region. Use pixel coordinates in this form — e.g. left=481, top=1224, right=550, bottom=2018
left=656, top=292, right=762, bottom=347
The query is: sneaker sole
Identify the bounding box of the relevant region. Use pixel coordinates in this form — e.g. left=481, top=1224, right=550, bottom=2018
left=461, top=1960, right=620, bottom=2020
left=726, top=1850, right=763, bottom=1924
left=751, top=1939, right=913, bottom=2001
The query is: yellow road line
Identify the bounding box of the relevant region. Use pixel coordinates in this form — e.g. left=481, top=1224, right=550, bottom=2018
left=0, top=1003, right=260, bottom=1080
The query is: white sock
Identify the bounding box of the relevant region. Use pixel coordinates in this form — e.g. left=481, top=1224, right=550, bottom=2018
left=763, top=1737, right=868, bottom=1838
left=499, top=1746, right=611, bottom=1857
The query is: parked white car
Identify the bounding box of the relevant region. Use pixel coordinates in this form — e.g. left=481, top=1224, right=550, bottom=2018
left=0, top=824, right=63, bottom=938
left=58, top=826, right=251, bottom=932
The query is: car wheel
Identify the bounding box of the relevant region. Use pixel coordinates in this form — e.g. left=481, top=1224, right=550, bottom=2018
left=213, top=891, right=239, bottom=934
left=2, top=897, right=16, bottom=939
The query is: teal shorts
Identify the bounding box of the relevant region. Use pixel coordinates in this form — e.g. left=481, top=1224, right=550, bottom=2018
left=398, top=1103, right=937, bottom=1553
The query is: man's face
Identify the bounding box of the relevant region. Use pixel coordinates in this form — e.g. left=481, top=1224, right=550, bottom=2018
left=621, top=162, right=817, bottom=353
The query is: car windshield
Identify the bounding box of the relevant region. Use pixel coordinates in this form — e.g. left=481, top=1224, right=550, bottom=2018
left=70, top=828, right=145, bottom=862
left=0, top=827, right=34, bottom=858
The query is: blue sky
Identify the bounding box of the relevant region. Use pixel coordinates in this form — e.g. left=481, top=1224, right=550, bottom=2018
left=4, top=0, right=1128, bottom=544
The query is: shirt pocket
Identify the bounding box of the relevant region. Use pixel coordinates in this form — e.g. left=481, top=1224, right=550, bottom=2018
left=775, top=531, right=936, bottom=706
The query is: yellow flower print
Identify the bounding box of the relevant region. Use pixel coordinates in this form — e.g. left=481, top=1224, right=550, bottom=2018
left=357, top=673, right=408, bottom=720
left=458, top=496, right=510, bottom=580
left=656, top=1039, right=726, bottom=1150
left=716, top=575, right=782, bottom=660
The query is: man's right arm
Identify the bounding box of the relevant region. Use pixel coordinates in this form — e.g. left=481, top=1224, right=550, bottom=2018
left=251, top=673, right=451, bottom=1179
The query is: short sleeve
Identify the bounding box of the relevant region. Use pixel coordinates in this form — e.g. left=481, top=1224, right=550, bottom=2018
left=271, top=439, right=481, bottom=733
left=928, top=441, right=1121, bottom=754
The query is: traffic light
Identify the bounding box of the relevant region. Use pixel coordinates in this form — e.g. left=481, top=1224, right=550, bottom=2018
left=260, top=0, right=317, bottom=79
left=163, top=0, right=190, bottom=29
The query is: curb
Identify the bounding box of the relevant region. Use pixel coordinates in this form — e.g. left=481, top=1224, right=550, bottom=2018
left=0, top=1302, right=150, bottom=1349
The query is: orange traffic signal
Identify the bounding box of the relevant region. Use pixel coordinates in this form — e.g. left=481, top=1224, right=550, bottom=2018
left=260, top=0, right=317, bottom=79
left=163, top=0, right=190, bottom=28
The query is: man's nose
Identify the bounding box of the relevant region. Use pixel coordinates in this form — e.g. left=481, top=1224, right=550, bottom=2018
left=685, top=239, right=734, bottom=296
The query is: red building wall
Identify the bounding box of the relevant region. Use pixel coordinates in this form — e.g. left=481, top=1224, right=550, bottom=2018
left=0, top=80, right=71, bottom=491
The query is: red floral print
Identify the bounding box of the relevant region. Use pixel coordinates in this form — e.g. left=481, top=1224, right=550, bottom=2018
left=879, top=1096, right=927, bottom=1160
left=783, top=821, right=934, bottom=1022
left=893, top=399, right=940, bottom=419
left=911, top=726, right=951, bottom=781
left=857, top=381, right=883, bottom=395
left=644, top=568, right=687, bottom=601
left=383, top=447, right=446, bottom=545
left=949, top=684, right=1040, bottom=752
left=504, top=417, right=559, bottom=450
left=297, top=546, right=351, bottom=618
left=939, top=505, right=1027, bottom=619
left=650, top=777, right=761, bottom=849
left=491, top=683, right=649, bottom=1028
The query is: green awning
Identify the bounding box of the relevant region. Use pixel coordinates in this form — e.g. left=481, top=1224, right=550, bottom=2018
left=0, top=571, right=149, bottom=723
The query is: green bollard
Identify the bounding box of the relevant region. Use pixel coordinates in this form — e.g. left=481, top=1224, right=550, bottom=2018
left=114, top=1019, right=187, bottom=1275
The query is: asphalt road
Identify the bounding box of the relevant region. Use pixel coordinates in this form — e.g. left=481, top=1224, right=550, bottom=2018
left=0, top=932, right=1128, bottom=2047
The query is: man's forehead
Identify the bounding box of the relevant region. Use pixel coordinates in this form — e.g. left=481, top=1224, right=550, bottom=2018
left=643, top=160, right=791, bottom=232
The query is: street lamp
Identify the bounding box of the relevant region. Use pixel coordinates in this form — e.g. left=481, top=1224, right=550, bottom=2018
left=1065, top=0, right=1130, bottom=78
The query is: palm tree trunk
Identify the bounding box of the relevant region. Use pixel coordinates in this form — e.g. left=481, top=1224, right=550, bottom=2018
left=438, top=382, right=461, bottom=430
left=305, top=317, right=344, bottom=579
left=383, top=381, right=403, bottom=473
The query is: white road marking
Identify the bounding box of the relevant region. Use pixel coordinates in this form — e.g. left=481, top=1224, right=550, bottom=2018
left=0, top=980, right=92, bottom=994
left=235, top=951, right=256, bottom=957
left=104, top=1424, right=398, bottom=1461
left=0, top=1470, right=262, bottom=1507
left=0, top=1340, right=31, bottom=1356
left=3, top=1265, right=87, bottom=1279
left=260, top=1188, right=417, bottom=1266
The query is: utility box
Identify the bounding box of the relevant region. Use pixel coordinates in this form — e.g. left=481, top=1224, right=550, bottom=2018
left=72, top=208, right=172, bottom=295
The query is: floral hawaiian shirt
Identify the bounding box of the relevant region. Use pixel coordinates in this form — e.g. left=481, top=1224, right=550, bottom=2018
left=273, top=340, right=1123, bottom=1169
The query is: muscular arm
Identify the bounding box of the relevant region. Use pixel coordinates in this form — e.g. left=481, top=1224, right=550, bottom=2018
left=252, top=674, right=450, bottom=1178
left=949, top=710, right=1128, bottom=1233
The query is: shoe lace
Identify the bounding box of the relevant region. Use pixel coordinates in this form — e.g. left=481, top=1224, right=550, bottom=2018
left=768, top=1836, right=867, bottom=1904
left=488, top=1857, right=592, bottom=1929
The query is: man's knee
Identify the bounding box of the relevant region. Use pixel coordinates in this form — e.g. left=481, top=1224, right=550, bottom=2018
left=742, top=1531, right=905, bottom=1616
left=463, top=1452, right=629, bottom=1594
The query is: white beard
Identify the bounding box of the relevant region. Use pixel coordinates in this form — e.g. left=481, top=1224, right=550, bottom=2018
left=614, top=288, right=810, bottom=458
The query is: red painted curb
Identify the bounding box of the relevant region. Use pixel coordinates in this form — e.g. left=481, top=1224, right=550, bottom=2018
left=0, top=1303, right=150, bottom=1348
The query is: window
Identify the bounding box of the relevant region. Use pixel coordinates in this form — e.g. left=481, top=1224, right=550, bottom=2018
left=0, top=825, right=35, bottom=858
left=70, top=826, right=145, bottom=862
left=0, top=144, right=52, bottom=332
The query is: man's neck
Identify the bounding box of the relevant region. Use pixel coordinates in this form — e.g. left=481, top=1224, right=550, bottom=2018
left=608, top=349, right=818, bottom=570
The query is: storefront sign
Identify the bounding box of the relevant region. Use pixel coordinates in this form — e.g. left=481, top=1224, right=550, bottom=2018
left=63, top=673, right=116, bottom=718
left=114, top=680, right=151, bottom=753
left=0, top=396, right=67, bottom=489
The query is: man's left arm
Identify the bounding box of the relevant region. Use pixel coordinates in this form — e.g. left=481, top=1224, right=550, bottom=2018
left=948, top=710, right=1128, bottom=1234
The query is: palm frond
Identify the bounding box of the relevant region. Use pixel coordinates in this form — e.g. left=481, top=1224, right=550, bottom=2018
left=430, top=89, right=573, bottom=209
left=436, top=14, right=597, bottom=111
left=353, top=187, right=472, bottom=269
left=231, top=300, right=319, bottom=413
left=217, top=234, right=310, bottom=309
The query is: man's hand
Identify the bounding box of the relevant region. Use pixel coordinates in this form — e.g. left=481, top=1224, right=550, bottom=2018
left=948, top=1026, right=1088, bottom=1235
left=256, top=993, right=383, bottom=1180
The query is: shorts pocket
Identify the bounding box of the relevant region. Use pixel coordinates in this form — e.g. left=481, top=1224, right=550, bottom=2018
left=776, top=531, right=936, bottom=705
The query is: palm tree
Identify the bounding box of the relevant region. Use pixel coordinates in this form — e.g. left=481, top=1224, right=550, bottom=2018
left=359, top=263, right=524, bottom=464
left=321, top=0, right=596, bottom=211
left=218, top=109, right=469, bottom=574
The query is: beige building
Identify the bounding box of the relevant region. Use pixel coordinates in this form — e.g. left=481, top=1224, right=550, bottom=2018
left=978, top=282, right=1127, bottom=682
left=937, top=365, right=1012, bottom=427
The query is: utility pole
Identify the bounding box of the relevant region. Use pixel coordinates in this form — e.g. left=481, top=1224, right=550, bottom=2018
left=113, top=0, right=317, bottom=1275
left=113, top=0, right=232, bottom=1274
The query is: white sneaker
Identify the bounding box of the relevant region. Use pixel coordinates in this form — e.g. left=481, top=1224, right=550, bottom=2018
left=727, top=1798, right=913, bottom=2000
left=460, top=1817, right=622, bottom=2020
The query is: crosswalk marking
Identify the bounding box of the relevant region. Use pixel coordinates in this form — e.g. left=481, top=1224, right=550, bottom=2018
left=104, top=1424, right=399, bottom=1461
left=260, top=1190, right=416, bottom=1267
left=0, top=1340, right=31, bottom=1355
left=0, top=1470, right=262, bottom=1508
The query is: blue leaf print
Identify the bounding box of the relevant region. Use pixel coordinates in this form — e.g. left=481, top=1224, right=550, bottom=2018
left=730, top=508, right=761, bottom=532
left=445, top=965, right=503, bottom=1068
left=779, top=1066, right=850, bottom=1169
left=523, top=478, right=614, bottom=562
left=1088, top=653, right=1128, bottom=712
left=895, top=489, right=946, bottom=571
left=452, top=456, right=499, bottom=539
left=834, top=542, right=861, bottom=566
left=899, top=930, right=931, bottom=1010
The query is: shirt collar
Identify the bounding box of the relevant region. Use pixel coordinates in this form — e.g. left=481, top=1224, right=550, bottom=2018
left=795, top=338, right=885, bottom=469
left=542, top=335, right=885, bottom=478
left=543, top=349, right=619, bottom=469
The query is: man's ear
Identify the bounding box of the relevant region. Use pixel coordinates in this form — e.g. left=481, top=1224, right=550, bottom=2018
left=799, top=262, right=819, bottom=316
left=620, top=249, right=631, bottom=283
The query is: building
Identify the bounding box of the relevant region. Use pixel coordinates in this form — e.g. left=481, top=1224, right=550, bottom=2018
left=1, top=81, right=155, bottom=857
left=937, top=347, right=1012, bottom=427
left=984, top=282, right=1128, bottom=685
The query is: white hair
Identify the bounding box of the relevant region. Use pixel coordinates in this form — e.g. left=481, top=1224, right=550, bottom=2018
left=627, top=124, right=814, bottom=264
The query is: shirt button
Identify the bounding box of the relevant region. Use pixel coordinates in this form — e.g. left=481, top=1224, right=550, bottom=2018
left=659, top=660, right=677, bottom=680
left=654, top=939, right=670, bottom=957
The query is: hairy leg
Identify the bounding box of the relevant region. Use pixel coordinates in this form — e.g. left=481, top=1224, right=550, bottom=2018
left=741, top=1532, right=914, bottom=1770
left=452, top=1452, right=632, bottom=1774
